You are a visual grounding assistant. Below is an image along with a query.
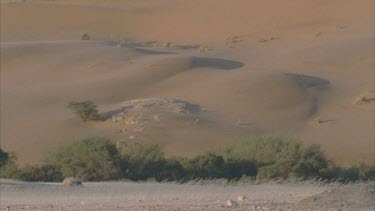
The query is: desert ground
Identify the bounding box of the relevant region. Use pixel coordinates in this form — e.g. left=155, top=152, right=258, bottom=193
left=1, top=179, right=374, bottom=210
left=1, top=0, right=374, bottom=166
left=1, top=0, right=374, bottom=210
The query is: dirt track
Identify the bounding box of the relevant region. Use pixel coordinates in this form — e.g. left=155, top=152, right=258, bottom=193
left=1, top=179, right=374, bottom=210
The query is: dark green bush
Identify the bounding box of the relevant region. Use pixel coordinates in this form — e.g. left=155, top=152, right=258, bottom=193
left=218, top=136, right=302, bottom=166
left=157, top=157, right=186, bottom=181
left=50, top=137, right=122, bottom=181
left=181, top=153, right=225, bottom=179
left=217, top=137, right=334, bottom=180
left=0, top=148, right=14, bottom=168
left=1, top=137, right=374, bottom=182
left=119, top=142, right=167, bottom=181
left=16, top=164, right=63, bottom=182
left=67, top=101, right=100, bottom=121
left=0, top=163, right=21, bottom=179
left=222, top=159, right=258, bottom=179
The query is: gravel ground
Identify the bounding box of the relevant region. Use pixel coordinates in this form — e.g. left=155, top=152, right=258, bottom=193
left=0, top=179, right=374, bottom=210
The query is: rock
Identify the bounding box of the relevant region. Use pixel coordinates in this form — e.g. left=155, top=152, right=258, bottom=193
left=226, top=200, right=237, bottom=207
left=62, top=177, right=82, bottom=186
left=237, top=195, right=246, bottom=201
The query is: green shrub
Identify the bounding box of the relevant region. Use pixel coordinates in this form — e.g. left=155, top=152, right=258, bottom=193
left=218, top=136, right=302, bottom=166
left=119, top=142, right=167, bottom=181
left=217, top=137, right=333, bottom=180
left=162, top=158, right=186, bottom=181
left=81, top=33, right=90, bottom=40
left=222, top=159, right=257, bottom=179
left=67, top=101, right=100, bottom=121
left=50, top=137, right=122, bottom=181
left=0, top=163, right=21, bottom=179
left=2, top=136, right=374, bottom=182
left=0, top=148, right=13, bottom=168
left=358, top=163, right=375, bottom=180
left=181, top=153, right=225, bottom=179
left=291, top=145, right=331, bottom=178
left=16, top=164, right=63, bottom=182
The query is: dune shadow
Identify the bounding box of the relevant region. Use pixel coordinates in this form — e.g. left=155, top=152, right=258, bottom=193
left=117, top=42, right=174, bottom=55
left=284, top=73, right=330, bottom=88
left=192, top=57, right=244, bottom=70
left=174, top=44, right=201, bottom=50
left=173, top=100, right=202, bottom=113
left=100, top=105, right=135, bottom=121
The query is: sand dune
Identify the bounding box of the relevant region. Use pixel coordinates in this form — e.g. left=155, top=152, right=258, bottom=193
left=0, top=0, right=374, bottom=165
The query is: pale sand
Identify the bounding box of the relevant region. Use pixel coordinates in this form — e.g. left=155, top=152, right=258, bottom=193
left=0, top=0, right=374, bottom=166
left=1, top=179, right=374, bottom=210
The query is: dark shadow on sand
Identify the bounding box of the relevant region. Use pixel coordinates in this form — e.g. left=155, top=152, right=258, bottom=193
left=192, top=57, right=244, bottom=70
left=284, top=73, right=330, bottom=88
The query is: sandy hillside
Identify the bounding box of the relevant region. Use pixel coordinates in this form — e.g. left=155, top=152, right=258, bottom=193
left=0, top=0, right=374, bottom=165
left=1, top=179, right=374, bottom=210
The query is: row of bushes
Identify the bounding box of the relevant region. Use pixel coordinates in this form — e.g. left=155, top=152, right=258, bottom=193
left=0, top=137, right=374, bottom=182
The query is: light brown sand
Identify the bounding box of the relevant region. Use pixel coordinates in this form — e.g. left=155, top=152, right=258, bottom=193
left=0, top=0, right=374, bottom=165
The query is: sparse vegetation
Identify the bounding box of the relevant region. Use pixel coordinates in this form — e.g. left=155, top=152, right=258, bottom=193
left=353, top=94, right=375, bottom=105
left=67, top=101, right=100, bottom=121
left=0, top=137, right=374, bottom=182
left=258, top=37, right=277, bottom=43
left=109, top=33, right=125, bottom=46
left=199, top=45, right=210, bottom=52
left=311, top=117, right=334, bottom=125
left=80, top=33, right=90, bottom=40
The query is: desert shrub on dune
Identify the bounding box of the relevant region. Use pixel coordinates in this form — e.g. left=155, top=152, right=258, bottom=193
left=0, top=137, right=373, bottom=182
left=119, top=142, right=168, bottom=181
left=0, top=149, right=20, bottom=179
left=217, top=137, right=333, bottom=180
left=0, top=148, right=14, bottom=168
left=49, top=137, right=122, bottom=181
left=181, top=153, right=225, bottom=179
left=222, top=159, right=258, bottom=180
left=15, top=164, right=63, bottom=182
left=80, top=33, right=90, bottom=40
left=67, top=101, right=100, bottom=121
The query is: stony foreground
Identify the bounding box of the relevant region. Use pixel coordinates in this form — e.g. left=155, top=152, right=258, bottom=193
left=0, top=179, right=374, bottom=210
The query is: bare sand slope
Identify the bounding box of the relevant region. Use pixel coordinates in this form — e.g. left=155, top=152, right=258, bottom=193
left=0, top=179, right=374, bottom=210
left=0, top=0, right=374, bottom=165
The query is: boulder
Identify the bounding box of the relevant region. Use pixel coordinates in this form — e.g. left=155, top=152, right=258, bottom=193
left=226, top=199, right=237, bottom=207
left=63, top=177, right=82, bottom=186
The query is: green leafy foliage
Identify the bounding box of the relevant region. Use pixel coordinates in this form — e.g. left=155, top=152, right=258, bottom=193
left=50, top=137, right=122, bottom=181
left=217, top=137, right=335, bottom=180
left=0, top=137, right=374, bottom=182
left=67, top=101, right=100, bottom=121
left=119, top=142, right=167, bottom=181
left=16, top=164, right=63, bottom=182
left=0, top=148, right=13, bottom=168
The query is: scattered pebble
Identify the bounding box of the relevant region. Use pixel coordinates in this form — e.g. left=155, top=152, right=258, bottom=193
left=237, top=195, right=246, bottom=201
left=226, top=200, right=237, bottom=207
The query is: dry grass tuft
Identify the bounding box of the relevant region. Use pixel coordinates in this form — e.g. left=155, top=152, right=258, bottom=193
left=80, top=33, right=90, bottom=40
left=353, top=95, right=375, bottom=105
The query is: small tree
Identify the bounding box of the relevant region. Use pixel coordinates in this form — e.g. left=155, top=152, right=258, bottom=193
left=50, top=137, right=122, bottom=181
left=0, top=148, right=15, bottom=168
left=119, top=143, right=167, bottom=181
left=67, top=101, right=100, bottom=121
